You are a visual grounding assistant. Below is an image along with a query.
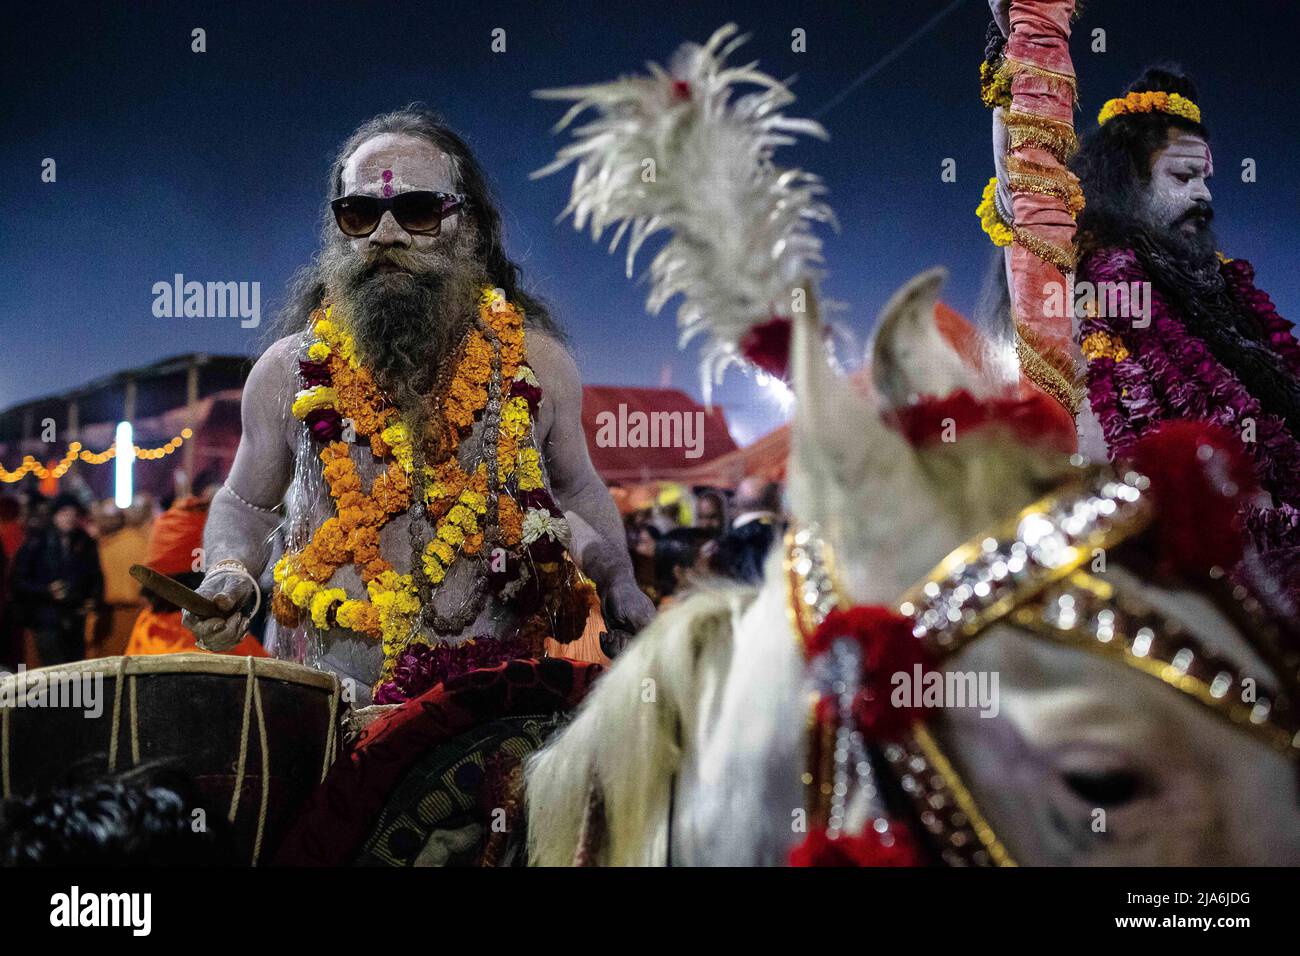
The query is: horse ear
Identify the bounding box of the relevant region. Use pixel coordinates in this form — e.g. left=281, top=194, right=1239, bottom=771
left=790, top=282, right=875, bottom=472
left=787, top=281, right=951, bottom=600
left=870, top=268, right=986, bottom=409
left=787, top=281, right=914, bottom=529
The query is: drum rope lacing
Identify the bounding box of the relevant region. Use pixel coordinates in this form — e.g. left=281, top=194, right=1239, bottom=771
left=104, top=657, right=148, bottom=775
left=107, top=655, right=130, bottom=772
left=228, top=656, right=272, bottom=866
left=322, top=689, right=338, bottom=783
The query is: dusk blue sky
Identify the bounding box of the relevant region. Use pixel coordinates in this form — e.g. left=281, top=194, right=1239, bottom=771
left=3, top=0, right=1298, bottom=444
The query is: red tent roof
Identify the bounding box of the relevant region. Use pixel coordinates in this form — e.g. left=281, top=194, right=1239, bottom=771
left=677, top=421, right=789, bottom=488
left=582, top=385, right=737, bottom=483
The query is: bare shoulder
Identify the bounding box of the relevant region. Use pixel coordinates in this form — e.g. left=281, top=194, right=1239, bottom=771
left=256, top=333, right=302, bottom=376
left=241, top=333, right=303, bottom=431
left=525, top=330, right=581, bottom=396
left=245, top=334, right=301, bottom=395
left=524, top=330, right=582, bottom=443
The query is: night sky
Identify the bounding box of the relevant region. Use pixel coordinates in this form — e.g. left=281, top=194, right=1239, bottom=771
left=4, top=0, right=1299, bottom=444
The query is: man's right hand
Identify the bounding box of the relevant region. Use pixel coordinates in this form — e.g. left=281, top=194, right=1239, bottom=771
left=182, top=570, right=256, bottom=652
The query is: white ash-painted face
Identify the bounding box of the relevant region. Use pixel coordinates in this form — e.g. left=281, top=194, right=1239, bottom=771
left=1146, top=131, right=1214, bottom=239
left=339, top=133, right=463, bottom=253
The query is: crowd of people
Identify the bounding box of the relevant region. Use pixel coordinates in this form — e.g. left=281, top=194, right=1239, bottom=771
left=0, top=471, right=787, bottom=673
left=618, top=476, right=786, bottom=609
left=0, top=470, right=266, bottom=673
left=1, top=491, right=111, bottom=670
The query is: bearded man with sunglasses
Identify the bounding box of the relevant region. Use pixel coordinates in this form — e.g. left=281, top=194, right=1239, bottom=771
left=184, top=108, right=655, bottom=708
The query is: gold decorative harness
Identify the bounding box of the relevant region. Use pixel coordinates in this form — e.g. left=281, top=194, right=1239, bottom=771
left=785, top=463, right=1300, bottom=866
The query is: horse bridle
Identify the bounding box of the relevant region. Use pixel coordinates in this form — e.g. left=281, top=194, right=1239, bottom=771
left=785, top=462, right=1300, bottom=866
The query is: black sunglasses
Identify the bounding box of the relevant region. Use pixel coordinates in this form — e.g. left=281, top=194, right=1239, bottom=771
left=330, top=190, right=467, bottom=238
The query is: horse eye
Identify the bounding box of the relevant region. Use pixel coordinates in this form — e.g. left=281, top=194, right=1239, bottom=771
left=1063, top=768, right=1144, bottom=806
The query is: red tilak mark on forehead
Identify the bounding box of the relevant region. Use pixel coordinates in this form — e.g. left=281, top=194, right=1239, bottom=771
left=382, top=168, right=393, bottom=197
left=1203, top=144, right=1214, bottom=177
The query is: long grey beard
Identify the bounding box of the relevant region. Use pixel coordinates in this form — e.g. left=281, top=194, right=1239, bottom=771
left=1129, top=213, right=1300, bottom=440
left=318, top=228, right=487, bottom=419
left=1139, top=204, right=1220, bottom=284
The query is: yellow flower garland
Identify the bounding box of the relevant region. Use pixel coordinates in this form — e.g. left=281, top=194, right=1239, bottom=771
left=291, top=386, right=338, bottom=419
left=422, top=475, right=489, bottom=584
left=977, top=176, right=1014, bottom=248
left=979, top=59, right=1012, bottom=111
left=1098, top=91, right=1201, bottom=127
left=1080, top=331, right=1131, bottom=364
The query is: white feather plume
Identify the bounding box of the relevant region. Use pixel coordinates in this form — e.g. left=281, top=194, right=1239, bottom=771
left=532, top=23, right=835, bottom=395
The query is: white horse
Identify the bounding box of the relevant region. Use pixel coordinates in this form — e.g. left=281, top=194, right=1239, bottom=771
left=525, top=271, right=1300, bottom=866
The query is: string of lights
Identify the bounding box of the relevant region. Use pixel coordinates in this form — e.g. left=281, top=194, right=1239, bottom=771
left=0, top=427, right=195, bottom=483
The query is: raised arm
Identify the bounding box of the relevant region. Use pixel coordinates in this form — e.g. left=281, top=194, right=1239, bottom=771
left=527, top=332, right=655, bottom=637
left=184, top=335, right=298, bottom=649
left=992, top=105, right=1017, bottom=303
left=990, top=0, right=1017, bottom=306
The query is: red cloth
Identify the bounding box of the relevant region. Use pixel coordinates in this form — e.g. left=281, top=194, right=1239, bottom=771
left=144, top=496, right=208, bottom=577
left=0, top=522, right=23, bottom=563
left=1005, top=1, right=1076, bottom=121
left=1006, top=1, right=1079, bottom=370
left=273, top=658, right=602, bottom=866
left=889, top=388, right=1077, bottom=454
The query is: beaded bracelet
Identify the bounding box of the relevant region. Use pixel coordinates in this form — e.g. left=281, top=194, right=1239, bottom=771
left=993, top=179, right=1014, bottom=230
left=207, top=559, right=263, bottom=622
left=222, top=483, right=280, bottom=515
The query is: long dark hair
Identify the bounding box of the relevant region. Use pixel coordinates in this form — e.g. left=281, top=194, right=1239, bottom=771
left=1071, top=67, right=1300, bottom=440
left=278, top=105, right=560, bottom=339
left=1072, top=66, right=1209, bottom=261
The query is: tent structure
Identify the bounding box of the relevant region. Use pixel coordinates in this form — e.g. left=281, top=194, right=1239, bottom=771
left=581, top=384, right=737, bottom=483
left=0, top=355, right=250, bottom=501
left=677, top=421, right=789, bottom=487
left=618, top=301, right=996, bottom=491
left=1, top=357, right=744, bottom=498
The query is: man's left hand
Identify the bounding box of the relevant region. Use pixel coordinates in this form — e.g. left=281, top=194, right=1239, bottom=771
left=602, top=578, right=656, bottom=635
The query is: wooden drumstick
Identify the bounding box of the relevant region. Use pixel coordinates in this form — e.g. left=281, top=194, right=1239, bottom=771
left=129, top=564, right=225, bottom=618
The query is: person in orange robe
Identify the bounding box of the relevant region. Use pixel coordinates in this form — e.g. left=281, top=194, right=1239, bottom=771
left=125, top=496, right=267, bottom=657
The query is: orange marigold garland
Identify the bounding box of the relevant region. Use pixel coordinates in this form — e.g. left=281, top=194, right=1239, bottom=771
left=274, top=287, right=597, bottom=702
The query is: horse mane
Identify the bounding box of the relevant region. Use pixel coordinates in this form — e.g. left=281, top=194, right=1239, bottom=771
left=525, top=584, right=755, bottom=865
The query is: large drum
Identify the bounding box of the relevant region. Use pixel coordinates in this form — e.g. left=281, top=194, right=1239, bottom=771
left=0, top=654, right=342, bottom=864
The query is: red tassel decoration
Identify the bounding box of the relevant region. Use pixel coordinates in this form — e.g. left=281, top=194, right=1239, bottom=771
left=739, top=316, right=792, bottom=379
left=789, top=824, right=921, bottom=868
left=1127, top=421, right=1258, bottom=576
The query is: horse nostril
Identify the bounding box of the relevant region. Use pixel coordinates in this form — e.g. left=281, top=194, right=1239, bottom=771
left=1063, top=768, right=1143, bottom=806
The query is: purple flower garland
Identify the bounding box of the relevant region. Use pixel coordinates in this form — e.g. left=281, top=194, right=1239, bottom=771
left=1079, top=249, right=1300, bottom=557
left=373, top=633, right=536, bottom=705
left=297, top=358, right=345, bottom=441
